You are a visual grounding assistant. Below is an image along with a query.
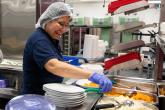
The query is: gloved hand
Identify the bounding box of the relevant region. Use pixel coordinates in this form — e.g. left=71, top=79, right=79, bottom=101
left=88, top=73, right=112, bottom=92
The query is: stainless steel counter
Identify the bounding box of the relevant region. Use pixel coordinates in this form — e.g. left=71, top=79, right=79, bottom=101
left=0, top=59, right=23, bottom=71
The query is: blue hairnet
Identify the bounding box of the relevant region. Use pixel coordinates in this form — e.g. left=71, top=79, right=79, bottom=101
left=35, top=2, right=72, bottom=29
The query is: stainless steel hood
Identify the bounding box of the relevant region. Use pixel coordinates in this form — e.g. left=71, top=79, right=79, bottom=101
left=0, top=0, right=36, bottom=58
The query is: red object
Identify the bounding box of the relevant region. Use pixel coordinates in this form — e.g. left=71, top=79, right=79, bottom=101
left=108, top=0, right=147, bottom=14
left=104, top=52, right=141, bottom=70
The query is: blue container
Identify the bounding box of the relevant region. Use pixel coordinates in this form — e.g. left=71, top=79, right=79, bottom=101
left=63, top=56, right=80, bottom=66
left=0, top=79, right=6, bottom=88
left=0, top=74, right=7, bottom=88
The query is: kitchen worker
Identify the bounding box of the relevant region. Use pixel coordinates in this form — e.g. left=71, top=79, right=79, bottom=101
left=22, top=2, right=112, bottom=95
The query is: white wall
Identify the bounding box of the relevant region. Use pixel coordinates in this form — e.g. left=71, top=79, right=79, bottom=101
left=66, top=1, right=160, bottom=23
left=67, top=1, right=161, bottom=44
left=68, top=2, right=110, bottom=18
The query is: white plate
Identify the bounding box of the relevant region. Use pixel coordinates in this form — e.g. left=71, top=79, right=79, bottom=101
left=43, top=87, right=85, bottom=96
left=75, top=79, right=99, bottom=88
left=47, top=97, right=85, bottom=104
left=46, top=96, right=85, bottom=106
left=50, top=98, right=85, bottom=105
left=45, top=92, right=86, bottom=99
left=45, top=93, right=86, bottom=100
left=43, top=83, right=85, bottom=93
left=53, top=101, right=85, bottom=106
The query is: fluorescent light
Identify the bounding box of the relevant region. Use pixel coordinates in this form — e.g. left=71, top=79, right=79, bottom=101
left=148, top=0, right=161, bottom=4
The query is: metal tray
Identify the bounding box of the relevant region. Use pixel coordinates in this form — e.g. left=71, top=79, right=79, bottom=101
left=109, top=75, right=154, bottom=82
left=105, top=87, right=158, bottom=104
left=109, top=76, right=157, bottom=93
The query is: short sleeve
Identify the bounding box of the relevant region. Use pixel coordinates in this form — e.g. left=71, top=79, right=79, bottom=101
left=33, top=40, right=59, bottom=69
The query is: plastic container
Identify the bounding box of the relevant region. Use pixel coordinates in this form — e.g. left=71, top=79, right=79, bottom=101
left=0, top=79, right=6, bottom=88
left=0, top=74, right=7, bottom=88
left=71, top=17, right=91, bottom=26
left=93, top=17, right=112, bottom=26
left=97, top=40, right=106, bottom=58
left=63, top=56, right=80, bottom=66
left=5, top=94, right=56, bottom=110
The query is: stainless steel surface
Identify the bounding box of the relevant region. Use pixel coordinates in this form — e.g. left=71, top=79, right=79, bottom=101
left=111, top=40, right=145, bottom=51
left=115, top=82, right=130, bottom=89
left=0, top=59, right=22, bottom=71
left=109, top=87, right=158, bottom=104
left=0, top=0, right=36, bottom=57
left=124, top=5, right=149, bottom=15
left=0, top=88, right=18, bottom=99
left=112, top=78, right=157, bottom=93
left=109, top=75, right=154, bottom=82
left=114, top=21, right=145, bottom=32
left=0, top=68, right=23, bottom=94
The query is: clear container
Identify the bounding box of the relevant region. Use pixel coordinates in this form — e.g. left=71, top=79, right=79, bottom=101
left=5, top=94, right=56, bottom=110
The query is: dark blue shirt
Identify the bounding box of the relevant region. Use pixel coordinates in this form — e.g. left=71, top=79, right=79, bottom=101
left=22, top=28, right=63, bottom=95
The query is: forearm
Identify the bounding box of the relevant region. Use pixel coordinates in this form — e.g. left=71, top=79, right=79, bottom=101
left=45, top=59, right=92, bottom=79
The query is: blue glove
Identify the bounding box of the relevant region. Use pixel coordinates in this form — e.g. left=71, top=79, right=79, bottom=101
left=88, top=73, right=112, bottom=92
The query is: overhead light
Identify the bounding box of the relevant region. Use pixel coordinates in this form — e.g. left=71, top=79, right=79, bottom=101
left=148, top=0, right=161, bottom=4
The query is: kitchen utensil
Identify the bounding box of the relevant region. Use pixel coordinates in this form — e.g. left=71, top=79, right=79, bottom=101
left=85, top=88, right=101, bottom=93
left=125, top=86, right=137, bottom=97
left=95, top=103, right=115, bottom=110
left=95, top=97, right=134, bottom=110
left=113, top=81, right=131, bottom=89
left=112, top=79, right=141, bottom=90
left=123, top=100, right=134, bottom=106
left=111, top=97, right=134, bottom=108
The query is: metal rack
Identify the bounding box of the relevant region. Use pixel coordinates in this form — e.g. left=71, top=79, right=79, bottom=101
left=63, top=25, right=113, bottom=56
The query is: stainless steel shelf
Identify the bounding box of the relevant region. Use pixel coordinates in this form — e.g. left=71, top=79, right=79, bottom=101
left=0, top=88, right=18, bottom=99
left=70, top=25, right=113, bottom=28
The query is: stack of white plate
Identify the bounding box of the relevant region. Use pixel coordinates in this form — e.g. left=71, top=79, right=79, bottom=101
left=43, top=83, right=86, bottom=107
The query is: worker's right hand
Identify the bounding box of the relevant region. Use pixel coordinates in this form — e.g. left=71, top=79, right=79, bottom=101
left=88, top=73, right=112, bottom=93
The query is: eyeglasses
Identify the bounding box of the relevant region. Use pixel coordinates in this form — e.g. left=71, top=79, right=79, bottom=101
left=56, top=20, right=70, bottom=30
